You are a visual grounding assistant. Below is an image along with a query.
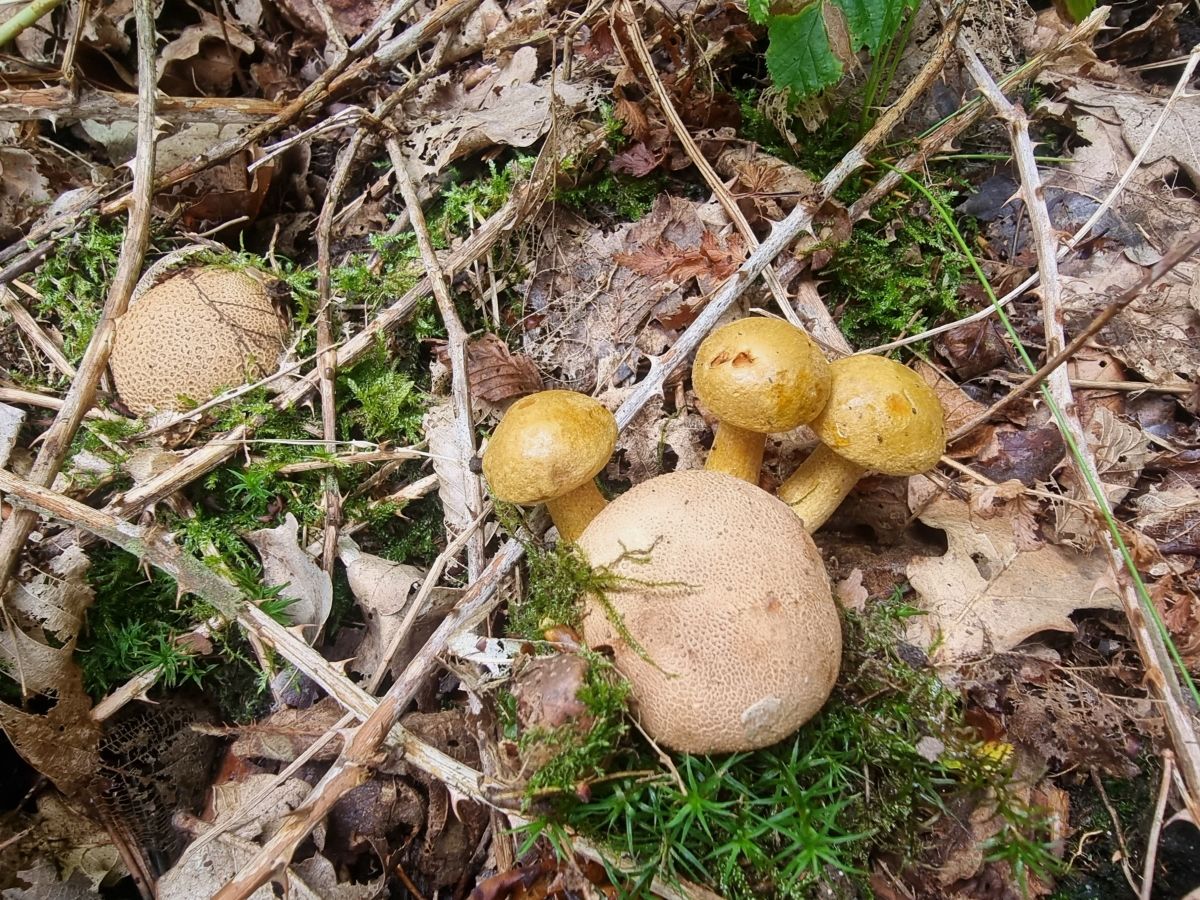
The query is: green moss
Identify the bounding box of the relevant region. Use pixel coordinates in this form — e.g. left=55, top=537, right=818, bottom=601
left=519, top=591, right=1061, bottom=897
left=337, top=342, right=427, bottom=445
left=376, top=495, right=444, bottom=566
left=825, top=184, right=971, bottom=347
left=437, top=156, right=536, bottom=244
left=521, top=651, right=631, bottom=798
left=31, top=217, right=127, bottom=372
left=556, top=172, right=666, bottom=222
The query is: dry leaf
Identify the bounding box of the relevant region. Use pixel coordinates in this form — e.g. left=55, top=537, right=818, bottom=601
left=209, top=775, right=312, bottom=841
left=18, top=793, right=123, bottom=890
left=337, top=537, right=424, bottom=679
left=1, top=862, right=94, bottom=900
left=1134, top=482, right=1200, bottom=557
left=245, top=513, right=332, bottom=640
left=423, top=401, right=473, bottom=536
left=461, top=333, right=543, bottom=404
left=905, top=476, right=1121, bottom=663
left=0, top=148, right=52, bottom=241
left=219, top=698, right=345, bottom=764
left=833, top=568, right=868, bottom=613
left=158, top=11, right=255, bottom=96
left=0, top=403, right=22, bottom=469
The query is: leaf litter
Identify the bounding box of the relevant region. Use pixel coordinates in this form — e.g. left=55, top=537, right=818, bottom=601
left=0, top=0, right=1199, bottom=896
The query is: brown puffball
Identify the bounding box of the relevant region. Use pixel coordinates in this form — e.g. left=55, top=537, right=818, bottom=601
left=110, top=267, right=287, bottom=414
left=577, top=470, right=841, bottom=754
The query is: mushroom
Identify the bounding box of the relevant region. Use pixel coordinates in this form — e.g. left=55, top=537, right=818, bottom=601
left=110, top=266, right=287, bottom=415
left=691, top=318, right=830, bottom=482
left=482, top=390, right=617, bottom=542
left=777, top=354, right=946, bottom=531
left=577, top=469, right=841, bottom=754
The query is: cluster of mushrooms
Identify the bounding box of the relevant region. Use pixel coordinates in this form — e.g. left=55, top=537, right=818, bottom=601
left=484, top=319, right=946, bottom=754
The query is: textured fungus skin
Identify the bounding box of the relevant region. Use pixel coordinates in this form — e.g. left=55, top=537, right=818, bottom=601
left=578, top=470, right=841, bottom=754
left=482, top=391, right=617, bottom=504
left=811, top=354, right=946, bottom=475
left=692, top=318, right=830, bottom=433
left=110, top=267, right=286, bottom=414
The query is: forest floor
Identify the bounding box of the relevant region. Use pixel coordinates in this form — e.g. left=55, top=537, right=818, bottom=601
left=0, top=0, right=1199, bottom=897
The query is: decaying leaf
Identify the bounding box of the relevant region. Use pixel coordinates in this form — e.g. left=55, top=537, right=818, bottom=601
left=337, top=537, right=424, bottom=679
left=1134, top=481, right=1200, bottom=557
left=0, top=403, right=22, bottom=469
left=208, top=775, right=312, bottom=841
left=833, top=568, right=868, bottom=613
left=245, top=513, right=333, bottom=640
left=441, top=333, right=543, bottom=405
left=0, top=147, right=52, bottom=241
left=906, top=476, right=1121, bottom=663
left=1, top=862, right=94, bottom=900
left=0, top=792, right=124, bottom=890
left=423, top=401, right=473, bottom=536
left=158, top=11, right=255, bottom=96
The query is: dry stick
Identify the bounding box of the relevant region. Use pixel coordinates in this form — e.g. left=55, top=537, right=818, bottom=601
left=214, top=539, right=525, bottom=900
left=314, top=131, right=368, bottom=574
left=0, top=387, right=128, bottom=422
left=0, top=467, right=495, bottom=800
left=957, top=39, right=1200, bottom=823
left=391, top=147, right=486, bottom=581
left=1140, top=751, right=1176, bottom=900
left=0, top=0, right=157, bottom=597
left=0, top=287, right=75, bottom=379
left=0, top=87, right=284, bottom=124
left=611, top=5, right=963, bottom=430
left=612, top=0, right=804, bottom=333
left=949, top=228, right=1200, bottom=441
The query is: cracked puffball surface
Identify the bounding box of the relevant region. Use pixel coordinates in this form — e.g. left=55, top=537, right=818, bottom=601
left=110, top=266, right=287, bottom=414
left=577, top=469, right=841, bottom=754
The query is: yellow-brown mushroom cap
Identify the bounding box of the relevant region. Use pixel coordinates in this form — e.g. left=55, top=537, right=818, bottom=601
left=692, top=318, right=831, bottom=433
left=111, top=267, right=287, bottom=415
left=578, top=469, right=841, bottom=754
left=811, top=354, right=946, bottom=475
left=482, top=391, right=617, bottom=504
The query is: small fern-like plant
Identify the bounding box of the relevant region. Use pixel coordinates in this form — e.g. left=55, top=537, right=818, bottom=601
left=751, top=0, right=920, bottom=119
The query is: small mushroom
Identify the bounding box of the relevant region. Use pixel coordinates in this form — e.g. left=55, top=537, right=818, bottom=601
left=692, top=318, right=830, bottom=482
left=578, top=469, right=841, bottom=754
left=777, top=354, right=946, bottom=531
left=482, top=390, right=617, bottom=542
left=110, top=267, right=287, bottom=414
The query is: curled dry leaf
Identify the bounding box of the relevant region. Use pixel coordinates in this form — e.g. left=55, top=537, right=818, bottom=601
left=906, top=475, right=1121, bottom=664
left=337, top=537, right=424, bottom=679
left=245, top=513, right=333, bottom=641
left=0, top=147, right=52, bottom=241
left=436, top=333, right=543, bottom=405
left=158, top=11, right=255, bottom=96
left=833, top=568, right=868, bottom=613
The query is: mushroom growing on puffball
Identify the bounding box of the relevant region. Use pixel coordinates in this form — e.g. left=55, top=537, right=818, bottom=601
left=577, top=469, right=841, bottom=754
left=482, top=390, right=617, bottom=543
left=691, top=318, right=830, bottom=483
left=776, top=354, right=946, bottom=531
left=109, top=266, right=288, bottom=415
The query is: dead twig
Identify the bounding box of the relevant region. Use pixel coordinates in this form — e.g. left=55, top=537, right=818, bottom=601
left=957, top=34, right=1200, bottom=823
left=0, top=0, right=157, bottom=596
left=948, top=228, right=1200, bottom=442
left=0, top=87, right=284, bottom=125
left=0, top=286, right=75, bottom=380
left=1141, top=751, right=1175, bottom=900
left=612, top=0, right=804, bottom=333
left=612, top=3, right=963, bottom=430
left=391, top=145, right=486, bottom=581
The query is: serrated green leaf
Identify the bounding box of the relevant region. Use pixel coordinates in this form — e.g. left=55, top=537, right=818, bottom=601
left=748, top=0, right=770, bottom=24
left=830, top=0, right=910, bottom=53
left=766, top=4, right=843, bottom=98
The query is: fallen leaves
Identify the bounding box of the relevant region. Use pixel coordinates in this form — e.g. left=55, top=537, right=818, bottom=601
left=906, top=476, right=1122, bottom=663
left=245, top=513, right=333, bottom=640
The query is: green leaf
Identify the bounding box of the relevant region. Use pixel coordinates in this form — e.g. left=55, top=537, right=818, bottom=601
left=1062, top=0, right=1095, bottom=22
left=766, top=3, right=843, bottom=98
left=748, top=0, right=770, bottom=24
left=831, top=0, right=910, bottom=53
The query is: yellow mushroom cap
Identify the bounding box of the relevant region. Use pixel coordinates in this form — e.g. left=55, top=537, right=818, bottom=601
left=692, top=318, right=831, bottom=433
left=578, top=469, right=841, bottom=754
left=111, top=267, right=287, bottom=415
left=811, top=355, right=946, bottom=475
left=482, top=391, right=617, bottom=504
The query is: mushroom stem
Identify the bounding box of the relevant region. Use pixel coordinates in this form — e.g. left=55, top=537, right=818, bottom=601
left=705, top=422, right=766, bottom=483
left=777, top=443, right=865, bottom=532
left=545, top=481, right=608, bottom=543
